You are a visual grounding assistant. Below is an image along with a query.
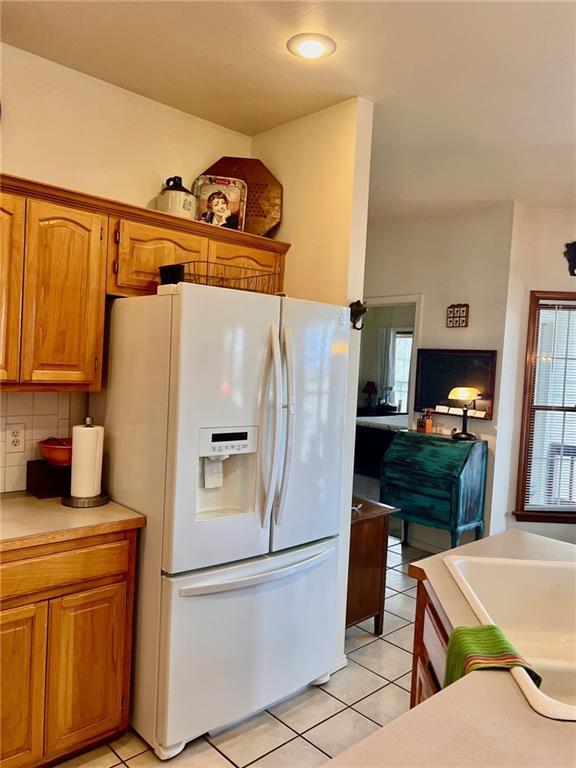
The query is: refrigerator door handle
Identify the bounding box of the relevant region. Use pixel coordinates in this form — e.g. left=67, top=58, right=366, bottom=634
left=275, top=324, right=296, bottom=526
left=262, top=324, right=282, bottom=529
left=178, top=548, right=333, bottom=597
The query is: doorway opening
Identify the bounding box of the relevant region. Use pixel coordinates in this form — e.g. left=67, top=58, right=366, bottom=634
left=353, top=298, right=420, bottom=510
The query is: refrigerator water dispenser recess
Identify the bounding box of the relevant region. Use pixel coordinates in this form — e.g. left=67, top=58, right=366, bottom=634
left=197, top=427, right=258, bottom=521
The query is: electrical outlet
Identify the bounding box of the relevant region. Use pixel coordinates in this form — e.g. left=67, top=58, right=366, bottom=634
left=6, top=423, right=25, bottom=453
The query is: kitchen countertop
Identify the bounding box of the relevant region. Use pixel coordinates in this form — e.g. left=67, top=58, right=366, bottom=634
left=409, top=529, right=576, bottom=629
left=331, top=530, right=576, bottom=767
left=331, top=669, right=575, bottom=767
left=0, top=493, right=145, bottom=552
left=356, top=415, right=409, bottom=430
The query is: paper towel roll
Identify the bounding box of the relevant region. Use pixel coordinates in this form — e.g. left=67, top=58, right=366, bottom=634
left=71, top=421, right=104, bottom=498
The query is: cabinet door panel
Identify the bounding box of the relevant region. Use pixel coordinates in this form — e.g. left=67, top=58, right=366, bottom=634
left=45, top=583, right=126, bottom=757
left=0, top=602, right=47, bottom=768
left=116, top=219, right=208, bottom=294
left=0, top=194, right=25, bottom=382
left=208, top=241, right=282, bottom=294
left=21, top=200, right=106, bottom=384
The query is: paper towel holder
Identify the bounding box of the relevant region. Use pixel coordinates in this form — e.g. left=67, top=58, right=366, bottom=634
left=62, top=416, right=109, bottom=508
left=62, top=493, right=109, bottom=508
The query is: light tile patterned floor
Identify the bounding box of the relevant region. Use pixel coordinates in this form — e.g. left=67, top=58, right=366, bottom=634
left=56, top=537, right=427, bottom=768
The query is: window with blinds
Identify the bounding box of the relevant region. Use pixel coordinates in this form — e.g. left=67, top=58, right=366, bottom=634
left=516, top=291, right=576, bottom=520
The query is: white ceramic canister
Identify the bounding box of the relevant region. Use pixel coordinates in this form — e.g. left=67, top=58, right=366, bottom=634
left=156, top=176, right=195, bottom=219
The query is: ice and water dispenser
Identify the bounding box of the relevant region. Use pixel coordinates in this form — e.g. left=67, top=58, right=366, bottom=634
left=197, top=427, right=258, bottom=521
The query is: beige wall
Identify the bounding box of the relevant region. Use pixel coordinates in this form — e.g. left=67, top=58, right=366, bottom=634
left=0, top=44, right=250, bottom=207
left=493, top=204, right=576, bottom=543
left=252, top=99, right=373, bottom=306
left=364, top=204, right=515, bottom=549
left=358, top=304, right=416, bottom=403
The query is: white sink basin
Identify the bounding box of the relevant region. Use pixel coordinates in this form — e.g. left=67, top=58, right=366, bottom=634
left=444, top=555, right=576, bottom=720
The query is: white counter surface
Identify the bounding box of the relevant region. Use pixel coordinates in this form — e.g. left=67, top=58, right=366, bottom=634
left=410, top=529, right=575, bottom=629
left=0, top=493, right=144, bottom=551
left=331, top=668, right=575, bottom=767
left=356, top=415, right=409, bottom=430
left=332, top=530, right=576, bottom=767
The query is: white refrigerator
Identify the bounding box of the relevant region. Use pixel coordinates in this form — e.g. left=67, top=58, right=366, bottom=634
left=101, top=282, right=350, bottom=759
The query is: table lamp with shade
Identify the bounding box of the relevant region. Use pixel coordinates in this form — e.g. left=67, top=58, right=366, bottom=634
left=363, top=380, right=378, bottom=408
left=448, top=386, right=481, bottom=441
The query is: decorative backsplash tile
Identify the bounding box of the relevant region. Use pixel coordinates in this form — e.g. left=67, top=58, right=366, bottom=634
left=0, top=391, right=76, bottom=493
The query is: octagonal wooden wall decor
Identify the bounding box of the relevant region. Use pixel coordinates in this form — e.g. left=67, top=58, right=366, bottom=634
left=201, top=157, right=282, bottom=238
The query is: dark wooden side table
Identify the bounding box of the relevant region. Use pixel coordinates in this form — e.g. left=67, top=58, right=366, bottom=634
left=345, top=495, right=398, bottom=634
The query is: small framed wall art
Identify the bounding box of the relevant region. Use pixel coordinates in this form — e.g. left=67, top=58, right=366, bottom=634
left=446, top=303, right=470, bottom=328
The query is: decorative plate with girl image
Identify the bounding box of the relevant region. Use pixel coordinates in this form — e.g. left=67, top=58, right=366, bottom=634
left=193, top=175, right=247, bottom=231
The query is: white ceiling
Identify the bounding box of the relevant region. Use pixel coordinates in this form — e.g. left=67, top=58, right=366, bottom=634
left=2, top=1, right=575, bottom=216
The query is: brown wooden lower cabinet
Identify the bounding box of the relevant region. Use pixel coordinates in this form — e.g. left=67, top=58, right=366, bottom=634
left=410, top=579, right=451, bottom=707
left=0, top=529, right=139, bottom=768
left=45, top=583, right=127, bottom=759
left=0, top=603, right=47, bottom=768
left=346, top=496, right=397, bottom=635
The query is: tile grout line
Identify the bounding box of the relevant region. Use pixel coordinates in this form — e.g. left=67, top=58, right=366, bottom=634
left=240, top=733, right=301, bottom=768
left=384, top=635, right=416, bottom=654
left=379, top=607, right=416, bottom=623
left=298, top=730, right=337, bottom=761
left=320, top=675, right=390, bottom=707
left=386, top=581, right=417, bottom=594
left=203, top=734, right=244, bottom=768
left=345, top=706, right=388, bottom=731
left=263, top=710, right=335, bottom=762
left=354, top=620, right=414, bottom=639
left=273, top=698, right=354, bottom=740
left=289, top=698, right=391, bottom=755
left=347, top=678, right=412, bottom=710
left=344, top=653, right=411, bottom=687
left=344, top=635, right=381, bottom=654
left=108, top=744, right=150, bottom=763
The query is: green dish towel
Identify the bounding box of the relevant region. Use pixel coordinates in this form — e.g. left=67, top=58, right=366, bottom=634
left=444, top=625, right=542, bottom=688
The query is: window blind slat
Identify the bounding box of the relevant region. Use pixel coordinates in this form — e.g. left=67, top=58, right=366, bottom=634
left=523, top=303, right=576, bottom=513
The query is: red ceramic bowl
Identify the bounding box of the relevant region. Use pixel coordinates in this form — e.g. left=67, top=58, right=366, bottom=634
left=38, top=437, right=72, bottom=466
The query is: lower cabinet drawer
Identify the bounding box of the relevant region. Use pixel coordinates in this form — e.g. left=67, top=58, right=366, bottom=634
left=415, top=658, right=439, bottom=705
left=0, top=541, right=130, bottom=599
left=423, top=604, right=448, bottom=685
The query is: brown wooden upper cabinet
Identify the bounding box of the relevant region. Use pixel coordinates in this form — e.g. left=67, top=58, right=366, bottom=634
left=108, top=218, right=209, bottom=296
left=21, top=200, right=107, bottom=386
left=0, top=194, right=25, bottom=383
left=208, top=241, right=284, bottom=295
left=0, top=175, right=289, bottom=391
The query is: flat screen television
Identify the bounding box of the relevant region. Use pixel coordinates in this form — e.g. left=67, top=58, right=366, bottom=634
left=414, top=348, right=497, bottom=420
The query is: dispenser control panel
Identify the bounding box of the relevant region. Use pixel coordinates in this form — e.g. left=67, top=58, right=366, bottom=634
left=198, top=426, right=258, bottom=457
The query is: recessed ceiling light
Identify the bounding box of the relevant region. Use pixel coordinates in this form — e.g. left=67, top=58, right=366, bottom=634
left=286, top=33, right=337, bottom=60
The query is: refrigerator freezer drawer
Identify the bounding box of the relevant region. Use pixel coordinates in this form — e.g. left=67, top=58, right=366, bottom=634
left=156, top=539, right=338, bottom=750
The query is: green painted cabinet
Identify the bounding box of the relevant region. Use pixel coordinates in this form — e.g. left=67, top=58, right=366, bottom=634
left=380, top=432, right=487, bottom=548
